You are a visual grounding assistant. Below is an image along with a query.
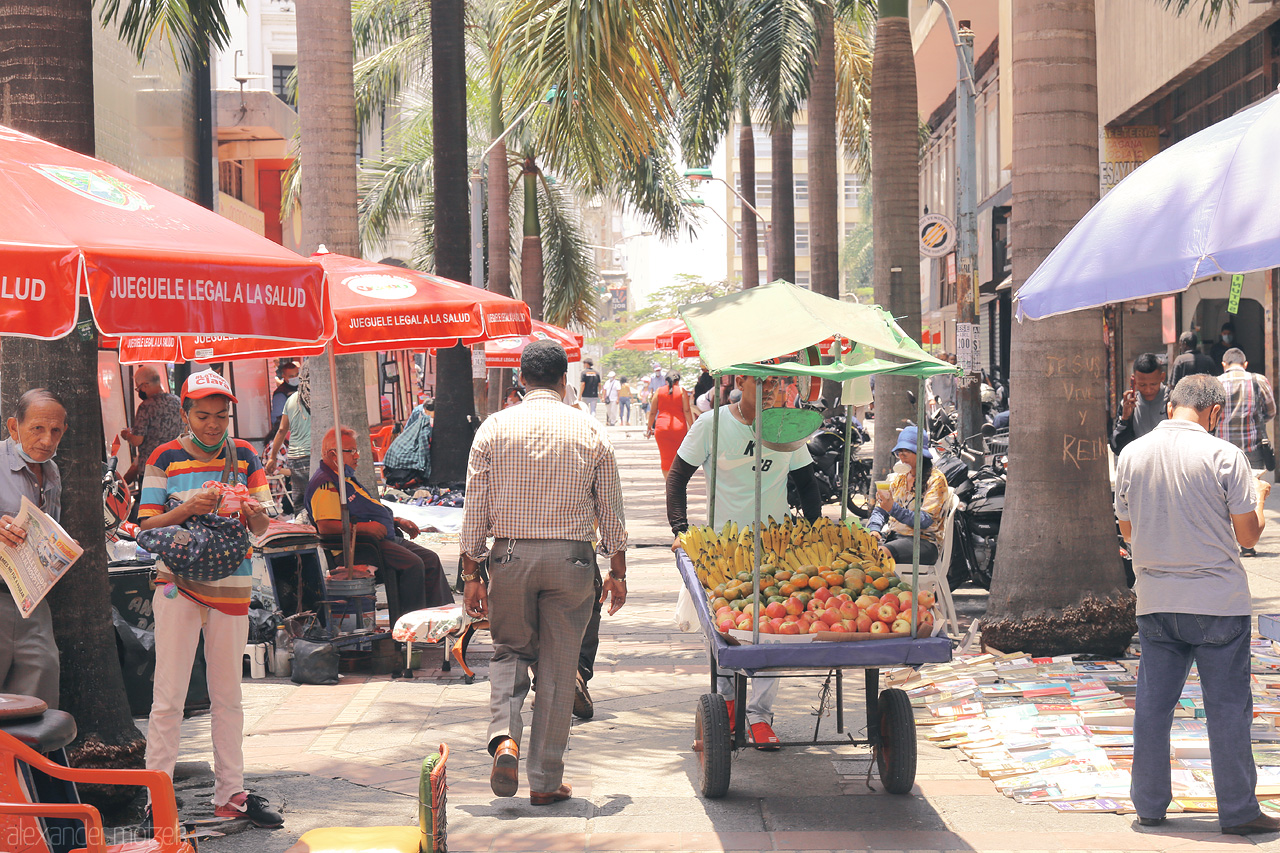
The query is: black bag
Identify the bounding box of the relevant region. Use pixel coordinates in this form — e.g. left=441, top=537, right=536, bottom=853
left=290, top=639, right=339, bottom=685
left=136, top=436, right=251, bottom=583
left=934, top=451, right=970, bottom=489
left=1262, top=438, right=1276, bottom=472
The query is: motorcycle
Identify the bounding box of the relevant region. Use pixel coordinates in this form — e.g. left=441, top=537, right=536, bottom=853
left=787, top=403, right=874, bottom=517
left=934, top=427, right=1007, bottom=590
left=103, top=435, right=137, bottom=541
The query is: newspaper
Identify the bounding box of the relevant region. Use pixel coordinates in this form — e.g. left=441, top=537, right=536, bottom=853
left=0, top=495, right=83, bottom=618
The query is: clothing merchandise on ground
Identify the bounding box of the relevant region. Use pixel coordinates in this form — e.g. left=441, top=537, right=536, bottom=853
left=884, top=638, right=1280, bottom=815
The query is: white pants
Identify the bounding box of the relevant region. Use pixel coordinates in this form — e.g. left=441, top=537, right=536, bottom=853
left=717, top=675, right=780, bottom=727
left=605, top=400, right=620, bottom=425
left=145, top=588, right=248, bottom=806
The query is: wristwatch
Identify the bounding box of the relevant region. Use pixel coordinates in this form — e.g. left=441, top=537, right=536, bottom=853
left=461, top=567, right=483, bottom=583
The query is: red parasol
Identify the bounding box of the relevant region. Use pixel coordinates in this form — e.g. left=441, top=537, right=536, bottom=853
left=614, top=318, right=685, bottom=351
left=0, top=125, right=326, bottom=341
left=483, top=320, right=582, bottom=368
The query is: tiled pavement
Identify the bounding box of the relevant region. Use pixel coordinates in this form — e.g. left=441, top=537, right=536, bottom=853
left=169, top=424, right=1280, bottom=852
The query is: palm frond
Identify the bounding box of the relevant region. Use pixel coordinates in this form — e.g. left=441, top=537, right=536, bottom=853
left=834, top=14, right=872, bottom=178
left=608, top=142, right=690, bottom=240
left=537, top=177, right=598, bottom=329
left=675, top=0, right=739, bottom=165
left=1158, top=0, right=1237, bottom=24
left=496, top=0, right=702, bottom=180
left=352, top=0, right=421, bottom=52
left=741, top=0, right=825, bottom=126
left=357, top=116, right=435, bottom=253
left=99, top=0, right=243, bottom=68
left=353, top=34, right=432, bottom=127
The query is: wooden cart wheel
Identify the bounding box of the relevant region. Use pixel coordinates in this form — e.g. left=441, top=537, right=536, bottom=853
left=693, top=693, right=732, bottom=798
left=875, top=688, right=917, bottom=794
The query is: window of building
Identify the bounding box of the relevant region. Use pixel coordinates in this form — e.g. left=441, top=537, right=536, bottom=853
left=218, top=159, right=243, bottom=201
left=732, top=126, right=772, bottom=159
left=844, top=174, right=861, bottom=206
left=792, top=124, right=808, bottom=159
left=795, top=223, right=810, bottom=256
left=794, top=270, right=811, bottom=288
left=734, top=173, right=772, bottom=208
left=735, top=224, right=766, bottom=257
left=794, top=176, right=808, bottom=207
left=272, top=65, right=295, bottom=106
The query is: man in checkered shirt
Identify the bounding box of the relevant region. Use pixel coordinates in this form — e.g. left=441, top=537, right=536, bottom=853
left=1214, top=347, right=1277, bottom=473
left=461, top=339, right=628, bottom=806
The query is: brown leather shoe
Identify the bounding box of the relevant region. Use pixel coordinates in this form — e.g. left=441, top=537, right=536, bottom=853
left=573, top=674, right=593, bottom=720
left=529, top=784, right=572, bottom=806
left=490, top=738, right=519, bottom=797
left=1222, top=813, right=1280, bottom=835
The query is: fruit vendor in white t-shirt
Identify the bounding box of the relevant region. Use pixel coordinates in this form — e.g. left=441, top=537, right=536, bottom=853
left=665, top=373, right=822, bottom=748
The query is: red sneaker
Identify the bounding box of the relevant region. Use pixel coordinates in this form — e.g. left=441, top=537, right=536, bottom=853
left=214, top=792, right=283, bottom=827
left=750, top=721, right=781, bottom=750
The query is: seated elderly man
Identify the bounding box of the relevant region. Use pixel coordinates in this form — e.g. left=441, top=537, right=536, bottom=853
left=306, top=427, right=453, bottom=611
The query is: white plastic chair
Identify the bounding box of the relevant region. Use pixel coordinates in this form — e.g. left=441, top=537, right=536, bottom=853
left=894, top=490, right=961, bottom=637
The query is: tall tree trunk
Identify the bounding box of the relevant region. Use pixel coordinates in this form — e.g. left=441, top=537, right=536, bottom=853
left=486, top=77, right=511, bottom=414
left=0, top=1, right=144, bottom=778
left=521, top=158, right=544, bottom=321
left=809, top=6, right=841, bottom=406
left=770, top=124, right=795, bottom=284
left=984, top=0, right=1132, bottom=656
left=296, top=0, right=376, bottom=485
left=870, top=0, right=922, bottom=478
left=430, top=0, right=476, bottom=484
left=738, top=95, right=760, bottom=289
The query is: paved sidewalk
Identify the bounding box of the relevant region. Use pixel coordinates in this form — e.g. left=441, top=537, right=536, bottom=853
left=166, top=425, right=1280, bottom=852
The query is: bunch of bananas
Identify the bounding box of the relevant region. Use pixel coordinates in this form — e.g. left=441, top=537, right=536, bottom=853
left=678, top=516, right=894, bottom=592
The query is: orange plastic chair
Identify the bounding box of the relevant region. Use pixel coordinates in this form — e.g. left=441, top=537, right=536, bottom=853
left=0, top=730, right=193, bottom=853
left=370, top=425, right=395, bottom=462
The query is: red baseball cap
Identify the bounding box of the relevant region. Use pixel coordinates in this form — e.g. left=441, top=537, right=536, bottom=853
left=182, top=369, right=238, bottom=404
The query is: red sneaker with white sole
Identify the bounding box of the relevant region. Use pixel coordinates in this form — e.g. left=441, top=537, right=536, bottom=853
left=750, top=720, right=781, bottom=750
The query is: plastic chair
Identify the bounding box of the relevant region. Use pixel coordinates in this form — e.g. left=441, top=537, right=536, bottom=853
left=370, top=425, right=395, bottom=463
left=284, top=744, right=447, bottom=853
left=894, top=490, right=961, bottom=637
left=0, top=730, right=193, bottom=853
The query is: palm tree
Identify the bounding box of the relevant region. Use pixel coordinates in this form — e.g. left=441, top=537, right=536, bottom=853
left=295, top=0, right=379, bottom=487
left=0, top=0, right=239, bottom=781
left=808, top=5, right=838, bottom=302
left=984, top=0, right=1238, bottom=655
left=868, top=0, right=921, bottom=478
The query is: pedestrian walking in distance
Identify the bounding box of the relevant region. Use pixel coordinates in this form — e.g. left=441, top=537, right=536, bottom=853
left=460, top=339, right=628, bottom=806
left=1114, top=374, right=1276, bottom=835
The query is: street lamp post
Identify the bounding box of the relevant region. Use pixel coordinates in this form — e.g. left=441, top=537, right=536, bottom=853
left=929, top=1, right=982, bottom=447
left=684, top=168, right=771, bottom=283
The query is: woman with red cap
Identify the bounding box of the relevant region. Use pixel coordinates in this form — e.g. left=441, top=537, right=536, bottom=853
left=138, top=370, right=283, bottom=830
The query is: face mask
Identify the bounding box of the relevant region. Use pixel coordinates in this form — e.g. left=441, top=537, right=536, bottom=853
left=285, top=377, right=299, bottom=387
left=13, top=443, right=52, bottom=464
left=136, top=389, right=148, bottom=400
left=892, top=460, right=911, bottom=475
left=188, top=430, right=227, bottom=454
left=1222, top=334, right=1233, bottom=344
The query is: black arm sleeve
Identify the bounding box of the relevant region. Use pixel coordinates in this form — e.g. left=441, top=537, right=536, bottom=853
left=665, top=457, right=699, bottom=534
left=791, top=463, right=822, bottom=522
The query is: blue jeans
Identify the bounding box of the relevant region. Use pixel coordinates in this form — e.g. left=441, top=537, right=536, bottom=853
left=1132, top=613, right=1258, bottom=827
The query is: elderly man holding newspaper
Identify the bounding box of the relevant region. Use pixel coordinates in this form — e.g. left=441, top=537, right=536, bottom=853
left=0, top=389, right=72, bottom=708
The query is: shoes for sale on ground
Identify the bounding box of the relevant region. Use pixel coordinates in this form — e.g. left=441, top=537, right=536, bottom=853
left=214, top=792, right=284, bottom=828
left=750, top=720, right=781, bottom=750
left=573, top=674, right=594, bottom=720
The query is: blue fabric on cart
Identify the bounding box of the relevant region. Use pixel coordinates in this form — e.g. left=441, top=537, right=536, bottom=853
left=674, top=549, right=952, bottom=674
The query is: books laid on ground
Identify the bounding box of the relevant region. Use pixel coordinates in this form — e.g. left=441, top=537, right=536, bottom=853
left=889, top=640, right=1280, bottom=818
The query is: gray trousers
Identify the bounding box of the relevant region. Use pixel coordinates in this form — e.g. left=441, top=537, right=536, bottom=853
left=0, top=597, right=59, bottom=708
left=486, top=539, right=596, bottom=793
left=286, top=456, right=310, bottom=513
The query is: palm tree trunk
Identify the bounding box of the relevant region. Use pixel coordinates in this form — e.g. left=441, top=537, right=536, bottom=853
left=0, top=0, right=144, bottom=779
left=984, top=0, right=1133, bottom=657
left=870, top=0, right=922, bottom=478
left=738, top=95, right=760, bottom=289
left=431, top=0, right=477, bottom=484
left=770, top=124, right=795, bottom=283
left=521, top=158, right=544, bottom=321
left=296, top=0, right=377, bottom=486
left=809, top=6, right=841, bottom=406
left=486, top=77, right=512, bottom=413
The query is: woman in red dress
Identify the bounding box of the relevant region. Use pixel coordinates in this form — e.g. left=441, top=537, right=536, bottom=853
left=646, top=371, right=695, bottom=475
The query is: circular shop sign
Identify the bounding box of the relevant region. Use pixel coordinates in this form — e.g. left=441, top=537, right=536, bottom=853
left=345, top=274, right=418, bottom=300
left=919, top=213, right=957, bottom=259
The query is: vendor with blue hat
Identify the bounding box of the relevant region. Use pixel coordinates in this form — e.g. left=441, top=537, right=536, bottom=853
left=866, top=425, right=950, bottom=565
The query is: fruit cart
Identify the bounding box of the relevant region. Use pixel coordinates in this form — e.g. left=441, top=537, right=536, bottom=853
left=674, top=281, right=962, bottom=798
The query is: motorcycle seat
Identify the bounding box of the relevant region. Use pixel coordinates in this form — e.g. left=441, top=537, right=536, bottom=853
left=0, top=710, right=77, bottom=753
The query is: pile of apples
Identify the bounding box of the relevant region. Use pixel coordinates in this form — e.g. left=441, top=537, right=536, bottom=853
left=715, top=584, right=936, bottom=638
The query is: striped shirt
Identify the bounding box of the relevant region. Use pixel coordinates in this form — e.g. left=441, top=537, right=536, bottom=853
left=461, top=388, right=627, bottom=559
left=1214, top=366, right=1276, bottom=454
left=140, top=438, right=273, bottom=615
